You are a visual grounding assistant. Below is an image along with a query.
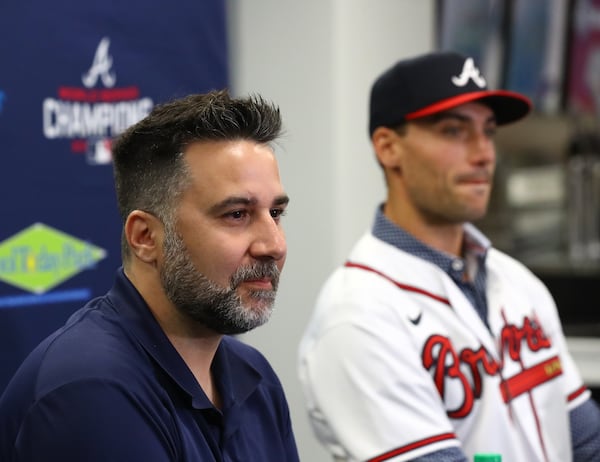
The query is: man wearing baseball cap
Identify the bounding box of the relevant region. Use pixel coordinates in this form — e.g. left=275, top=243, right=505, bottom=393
left=299, top=51, right=600, bottom=461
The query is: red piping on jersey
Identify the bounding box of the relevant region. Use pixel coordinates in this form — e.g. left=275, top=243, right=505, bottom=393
left=366, top=432, right=456, bottom=462
left=500, top=308, right=551, bottom=462
left=345, top=262, right=451, bottom=306
left=499, top=355, right=563, bottom=403
left=568, top=385, right=588, bottom=402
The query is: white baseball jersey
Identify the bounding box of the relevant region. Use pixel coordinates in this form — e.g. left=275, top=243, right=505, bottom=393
left=298, top=232, right=589, bottom=462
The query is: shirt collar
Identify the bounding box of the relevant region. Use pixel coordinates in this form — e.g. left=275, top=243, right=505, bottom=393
left=105, top=268, right=263, bottom=411
left=371, top=204, right=490, bottom=276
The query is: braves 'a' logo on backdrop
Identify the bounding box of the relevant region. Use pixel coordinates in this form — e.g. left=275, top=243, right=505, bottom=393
left=42, top=36, right=154, bottom=164
left=82, top=37, right=116, bottom=88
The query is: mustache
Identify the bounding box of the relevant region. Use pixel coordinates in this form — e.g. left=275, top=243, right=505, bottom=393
left=455, top=170, right=493, bottom=183
left=230, top=261, right=280, bottom=290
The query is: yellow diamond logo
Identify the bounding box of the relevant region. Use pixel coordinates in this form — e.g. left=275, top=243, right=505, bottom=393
left=0, top=223, right=107, bottom=294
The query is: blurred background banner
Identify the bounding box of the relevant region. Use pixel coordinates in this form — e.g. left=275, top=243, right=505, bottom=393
left=436, top=0, right=505, bottom=90
left=437, top=0, right=570, bottom=115
left=568, top=0, right=600, bottom=117
left=0, top=0, right=228, bottom=392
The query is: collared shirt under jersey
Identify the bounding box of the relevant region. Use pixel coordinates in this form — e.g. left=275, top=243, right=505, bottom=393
left=372, top=205, right=491, bottom=326
left=0, top=269, right=300, bottom=462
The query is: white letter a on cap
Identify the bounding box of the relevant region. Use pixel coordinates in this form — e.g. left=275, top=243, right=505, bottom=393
left=451, top=58, right=486, bottom=88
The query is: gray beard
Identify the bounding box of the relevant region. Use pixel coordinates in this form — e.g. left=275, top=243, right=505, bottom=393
left=159, top=227, right=279, bottom=335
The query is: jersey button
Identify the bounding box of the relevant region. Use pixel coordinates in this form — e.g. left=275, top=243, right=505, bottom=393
left=451, top=259, right=464, bottom=271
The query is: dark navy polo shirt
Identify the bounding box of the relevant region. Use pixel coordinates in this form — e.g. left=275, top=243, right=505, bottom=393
left=0, top=269, right=299, bottom=462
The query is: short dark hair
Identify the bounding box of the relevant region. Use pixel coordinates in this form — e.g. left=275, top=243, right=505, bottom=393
left=111, top=89, right=282, bottom=259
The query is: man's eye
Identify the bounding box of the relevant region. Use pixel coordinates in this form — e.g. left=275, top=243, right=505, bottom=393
left=228, top=210, right=247, bottom=219
left=270, top=208, right=287, bottom=219
left=441, top=125, right=462, bottom=136
left=485, top=126, right=497, bottom=138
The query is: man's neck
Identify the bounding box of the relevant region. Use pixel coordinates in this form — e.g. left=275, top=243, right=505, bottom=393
left=168, top=333, right=223, bottom=409
left=124, top=265, right=223, bottom=408
left=383, top=202, right=465, bottom=257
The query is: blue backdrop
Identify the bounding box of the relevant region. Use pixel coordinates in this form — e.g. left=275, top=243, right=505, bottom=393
left=0, top=0, right=229, bottom=392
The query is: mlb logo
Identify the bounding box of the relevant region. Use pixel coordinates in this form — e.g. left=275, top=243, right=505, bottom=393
left=86, top=137, right=112, bottom=165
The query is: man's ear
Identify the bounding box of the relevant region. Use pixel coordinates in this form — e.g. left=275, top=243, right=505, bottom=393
left=124, top=210, right=163, bottom=264
left=371, top=126, right=404, bottom=169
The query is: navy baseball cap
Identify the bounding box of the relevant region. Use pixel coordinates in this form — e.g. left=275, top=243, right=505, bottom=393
left=368, top=51, right=532, bottom=135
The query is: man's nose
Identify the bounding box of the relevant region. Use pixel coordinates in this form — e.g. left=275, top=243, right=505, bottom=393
left=469, top=131, right=496, bottom=166
left=249, top=214, right=287, bottom=261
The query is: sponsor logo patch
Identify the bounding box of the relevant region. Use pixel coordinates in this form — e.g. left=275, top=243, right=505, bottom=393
left=0, top=223, right=106, bottom=294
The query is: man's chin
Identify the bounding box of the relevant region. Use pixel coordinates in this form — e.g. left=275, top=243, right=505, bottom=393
left=239, top=287, right=276, bottom=305
left=219, top=312, right=272, bottom=335
left=241, top=299, right=275, bottom=326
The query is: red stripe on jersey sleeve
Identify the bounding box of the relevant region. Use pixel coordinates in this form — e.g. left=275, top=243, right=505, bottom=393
left=568, top=385, right=588, bottom=402
left=500, top=356, right=563, bottom=403
left=366, top=432, right=457, bottom=462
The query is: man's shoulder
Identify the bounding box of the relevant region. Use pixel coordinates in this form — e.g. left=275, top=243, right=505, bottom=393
left=487, top=247, right=539, bottom=280
left=328, top=232, right=445, bottom=300
left=15, top=296, right=148, bottom=399
left=0, top=295, right=157, bottom=451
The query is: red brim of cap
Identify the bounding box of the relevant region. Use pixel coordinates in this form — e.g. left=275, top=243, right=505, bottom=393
left=405, top=90, right=532, bottom=125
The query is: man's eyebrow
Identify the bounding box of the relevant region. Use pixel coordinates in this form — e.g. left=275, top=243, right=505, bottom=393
left=209, top=197, right=255, bottom=214
left=273, top=195, right=290, bottom=207
left=208, top=194, right=290, bottom=214
left=422, top=111, right=497, bottom=124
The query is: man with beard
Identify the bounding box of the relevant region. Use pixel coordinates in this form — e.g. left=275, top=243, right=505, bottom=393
left=0, top=90, right=300, bottom=462
left=298, top=52, right=600, bottom=461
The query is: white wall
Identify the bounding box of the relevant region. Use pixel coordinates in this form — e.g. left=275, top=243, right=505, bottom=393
left=227, top=2, right=435, bottom=460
